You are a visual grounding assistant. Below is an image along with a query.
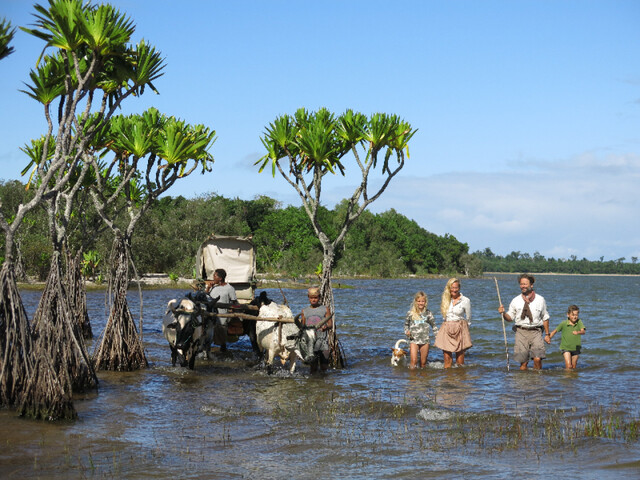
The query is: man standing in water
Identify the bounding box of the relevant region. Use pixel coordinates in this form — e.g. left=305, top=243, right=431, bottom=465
left=498, top=274, right=551, bottom=370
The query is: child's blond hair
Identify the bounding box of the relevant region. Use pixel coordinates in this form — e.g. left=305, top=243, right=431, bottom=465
left=408, top=291, right=428, bottom=320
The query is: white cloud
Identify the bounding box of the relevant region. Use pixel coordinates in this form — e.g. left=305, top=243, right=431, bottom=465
left=160, top=148, right=639, bottom=261
left=361, top=152, right=640, bottom=260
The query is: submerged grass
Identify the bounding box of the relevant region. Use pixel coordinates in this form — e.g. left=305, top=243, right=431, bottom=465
left=264, top=389, right=640, bottom=456
left=582, top=405, right=640, bottom=442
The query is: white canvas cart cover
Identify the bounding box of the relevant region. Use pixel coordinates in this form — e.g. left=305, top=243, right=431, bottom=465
left=196, top=235, right=256, bottom=302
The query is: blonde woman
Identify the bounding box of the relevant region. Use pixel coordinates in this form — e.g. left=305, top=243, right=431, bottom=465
left=434, top=278, right=472, bottom=368
left=404, top=291, right=437, bottom=368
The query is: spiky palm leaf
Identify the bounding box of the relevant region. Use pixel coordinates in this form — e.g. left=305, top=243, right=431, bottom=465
left=0, top=17, right=16, bottom=60
left=130, top=39, right=165, bottom=95
left=23, top=0, right=85, bottom=59
left=336, top=109, right=367, bottom=146
left=20, top=136, right=56, bottom=190
left=78, top=3, right=134, bottom=55
left=108, top=113, right=158, bottom=159
left=294, top=108, right=342, bottom=174
left=256, top=114, right=297, bottom=175
left=19, top=53, right=66, bottom=105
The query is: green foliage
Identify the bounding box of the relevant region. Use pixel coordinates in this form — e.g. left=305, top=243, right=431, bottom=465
left=6, top=175, right=635, bottom=278
left=0, top=181, right=477, bottom=279
left=0, top=180, right=32, bottom=217
left=253, top=205, right=324, bottom=276
left=19, top=136, right=57, bottom=190
left=19, top=53, right=67, bottom=106
left=0, top=17, right=16, bottom=60
left=20, top=234, right=52, bottom=281
left=22, top=0, right=158, bottom=96
left=81, top=250, right=101, bottom=279
left=257, top=108, right=416, bottom=180
left=333, top=204, right=468, bottom=276
left=460, top=253, right=483, bottom=277
left=130, top=193, right=251, bottom=275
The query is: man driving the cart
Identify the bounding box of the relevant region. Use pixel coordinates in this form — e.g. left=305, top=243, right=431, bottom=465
left=205, top=268, right=238, bottom=352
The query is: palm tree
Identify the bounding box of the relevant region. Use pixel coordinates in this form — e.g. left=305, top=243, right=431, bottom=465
left=0, top=18, right=15, bottom=60
left=1, top=0, right=164, bottom=419
left=90, top=109, right=215, bottom=371
left=258, top=108, right=416, bottom=367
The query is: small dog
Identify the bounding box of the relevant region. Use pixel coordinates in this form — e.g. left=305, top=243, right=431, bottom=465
left=391, top=339, right=408, bottom=366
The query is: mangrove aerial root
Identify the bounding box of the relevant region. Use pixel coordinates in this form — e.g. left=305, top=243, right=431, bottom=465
left=0, top=262, right=34, bottom=407
left=93, top=236, right=147, bottom=371
left=31, top=252, right=98, bottom=394
left=66, top=250, right=93, bottom=339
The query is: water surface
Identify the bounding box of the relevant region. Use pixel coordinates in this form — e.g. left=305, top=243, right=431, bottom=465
left=2, top=275, right=639, bottom=479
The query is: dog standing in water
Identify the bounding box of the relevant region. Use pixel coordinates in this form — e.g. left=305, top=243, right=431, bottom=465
left=391, top=339, right=408, bottom=366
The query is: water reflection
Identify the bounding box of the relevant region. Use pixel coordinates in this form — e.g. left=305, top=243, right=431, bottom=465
left=432, top=368, right=473, bottom=409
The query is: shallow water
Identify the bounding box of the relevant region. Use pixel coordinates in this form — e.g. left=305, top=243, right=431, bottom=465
left=2, top=275, right=640, bottom=479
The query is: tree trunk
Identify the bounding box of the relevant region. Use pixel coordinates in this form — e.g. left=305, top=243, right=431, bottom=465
left=65, top=250, right=93, bottom=339
left=93, top=235, right=148, bottom=371
left=318, top=244, right=345, bottom=368
left=31, top=251, right=98, bottom=393
left=20, top=252, right=98, bottom=420
left=0, top=262, right=34, bottom=408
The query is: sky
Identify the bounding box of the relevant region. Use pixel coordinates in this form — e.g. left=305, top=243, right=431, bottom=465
left=1, top=0, right=639, bottom=261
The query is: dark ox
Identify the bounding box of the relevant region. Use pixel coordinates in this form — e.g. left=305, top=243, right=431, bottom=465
left=162, top=297, right=214, bottom=369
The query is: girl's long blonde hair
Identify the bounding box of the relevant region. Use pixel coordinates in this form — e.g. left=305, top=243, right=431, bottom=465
left=408, top=291, right=428, bottom=320
left=440, top=278, right=460, bottom=319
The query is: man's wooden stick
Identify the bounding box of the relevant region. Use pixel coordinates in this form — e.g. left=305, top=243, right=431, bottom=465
left=494, top=276, right=510, bottom=371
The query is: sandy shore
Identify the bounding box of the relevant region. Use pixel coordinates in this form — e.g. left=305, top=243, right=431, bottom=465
left=18, top=273, right=316, bottom=291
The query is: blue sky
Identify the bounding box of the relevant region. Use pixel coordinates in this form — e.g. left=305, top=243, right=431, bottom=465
left=1, top=0, right=639, bottom=261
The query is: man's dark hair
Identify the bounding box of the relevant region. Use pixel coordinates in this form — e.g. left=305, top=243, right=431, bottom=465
left=518, top=273, right=535, bottom=285
left=214, top=268, right=227, bottom=281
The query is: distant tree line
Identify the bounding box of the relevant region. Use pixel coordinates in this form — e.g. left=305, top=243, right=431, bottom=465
left=474, top=248, right=640, bottom=275
left=0, top=180, right=479, bottom=280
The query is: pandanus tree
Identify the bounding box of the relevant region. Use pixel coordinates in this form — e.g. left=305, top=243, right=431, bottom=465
left=0, top=21, right=74, bottom=414
left=20, top=135, right=100, bottom=395
left=0, top=17, right=16, bottom=60
left=89, top=108, right=215, bottom=371
left=0, top=0, right=165, bottom=419
left=258, top=108, right=416, bottom=367
left=0, top=19, right=33, bottom=410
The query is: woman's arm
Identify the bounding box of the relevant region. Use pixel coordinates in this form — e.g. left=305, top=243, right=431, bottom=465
left=465, top=297, right=471, bottom=325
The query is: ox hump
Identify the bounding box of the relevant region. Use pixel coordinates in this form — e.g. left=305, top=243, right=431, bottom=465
left=258, top=303, right=293, bottom=320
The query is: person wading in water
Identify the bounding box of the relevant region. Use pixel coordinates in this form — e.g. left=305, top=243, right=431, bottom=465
left=498, top=274, right=550, bottom=370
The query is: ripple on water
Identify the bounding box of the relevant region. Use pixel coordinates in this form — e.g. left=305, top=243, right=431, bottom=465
left=7, top=279, right=640, bottom=479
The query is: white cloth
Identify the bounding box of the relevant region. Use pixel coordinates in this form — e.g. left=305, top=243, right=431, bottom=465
left=507, top=293, right=549, bottom=328
left=443, top=294, right=471, bottom=325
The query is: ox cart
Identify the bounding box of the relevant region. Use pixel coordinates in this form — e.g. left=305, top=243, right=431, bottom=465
left=196, top=233, right=260, bottom=347
left=162, top=235, right=309, bottom=369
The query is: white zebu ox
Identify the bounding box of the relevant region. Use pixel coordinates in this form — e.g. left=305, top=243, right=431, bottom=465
left=162, top=298, right=214, bottom=369
left=256, top=302, right=316, bottom=373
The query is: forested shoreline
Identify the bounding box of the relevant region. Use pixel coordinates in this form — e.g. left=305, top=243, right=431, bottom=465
left=473, top=248, right=640, bottom=275
left=0, top=180, right=478, bottom=281
left=2, top=180, right=638, bottom=280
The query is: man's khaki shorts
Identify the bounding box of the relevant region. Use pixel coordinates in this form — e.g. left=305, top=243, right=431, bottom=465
left=513, top=327, right=546, bottom=363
